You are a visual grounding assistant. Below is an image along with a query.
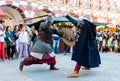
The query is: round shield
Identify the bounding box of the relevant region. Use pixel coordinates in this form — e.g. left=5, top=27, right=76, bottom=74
left=60, top=28, right=75, bottom=46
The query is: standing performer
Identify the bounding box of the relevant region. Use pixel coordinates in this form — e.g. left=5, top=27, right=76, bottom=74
left=65, top=14, right=101, bottom=77
left=19, top=14, right=64, bottom=71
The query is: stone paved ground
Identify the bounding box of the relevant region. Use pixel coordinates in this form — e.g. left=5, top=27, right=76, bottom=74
left=0, top=52, right=120, bottom=81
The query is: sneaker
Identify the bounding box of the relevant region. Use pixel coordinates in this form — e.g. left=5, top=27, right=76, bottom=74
left=67, top=71, right=79, bottom=78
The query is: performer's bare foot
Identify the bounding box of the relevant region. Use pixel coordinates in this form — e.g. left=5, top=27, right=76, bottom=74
left=19, top=61, right=24, bottom=71
left=67, top=71, right=79, bottom=78
left=49, top=65, right=59, bottom=70
left=82, top=67, right=90, bottom=70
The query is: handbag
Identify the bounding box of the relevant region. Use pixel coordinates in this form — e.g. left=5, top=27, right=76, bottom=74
left=9, top=41, right=16, bottom=47
left=6, top=37, right=16, bottom=47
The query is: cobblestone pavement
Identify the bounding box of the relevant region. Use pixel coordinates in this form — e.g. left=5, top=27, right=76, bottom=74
left=0, top=52, right=120, bottom=81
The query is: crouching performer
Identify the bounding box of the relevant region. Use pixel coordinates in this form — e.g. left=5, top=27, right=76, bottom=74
left=19, top=15, right=64, bottom=71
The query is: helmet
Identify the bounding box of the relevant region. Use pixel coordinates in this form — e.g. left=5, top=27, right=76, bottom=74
left=39, top=21, right=50, bottom=31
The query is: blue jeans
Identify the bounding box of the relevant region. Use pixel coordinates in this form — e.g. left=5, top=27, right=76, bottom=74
left=53, top=40, right=59, bottom=54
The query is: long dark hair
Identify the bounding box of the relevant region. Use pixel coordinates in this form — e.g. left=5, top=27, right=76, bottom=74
left=6, top=26, right=10, bottom=31
left=14, top=25, right=19, bottom=31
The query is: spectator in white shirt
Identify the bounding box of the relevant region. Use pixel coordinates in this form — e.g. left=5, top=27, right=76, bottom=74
left=17, top=24, right=29, bottom=59
left=0, top=24, right=5, bottom=60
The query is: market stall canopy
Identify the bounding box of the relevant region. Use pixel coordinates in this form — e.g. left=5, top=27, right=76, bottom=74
left=0, top=7, right=9, bottom=19
left=27, top=15, right=108, bottom=30
left=54, top=15, right=108, bottom=26
left=27, top=15, right=81, bottom=30
left=94, top=22, right=108, bottom=26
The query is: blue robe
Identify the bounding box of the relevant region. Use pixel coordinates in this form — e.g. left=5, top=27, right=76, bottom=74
left=66, top=15, right=101, bottom=68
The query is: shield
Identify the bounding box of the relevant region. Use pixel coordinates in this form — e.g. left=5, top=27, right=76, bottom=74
left=60, top=28, right=75, bottom=46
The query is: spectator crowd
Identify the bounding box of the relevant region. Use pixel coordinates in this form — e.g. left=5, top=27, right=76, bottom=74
left=97, top=27, right=120, bottom=53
